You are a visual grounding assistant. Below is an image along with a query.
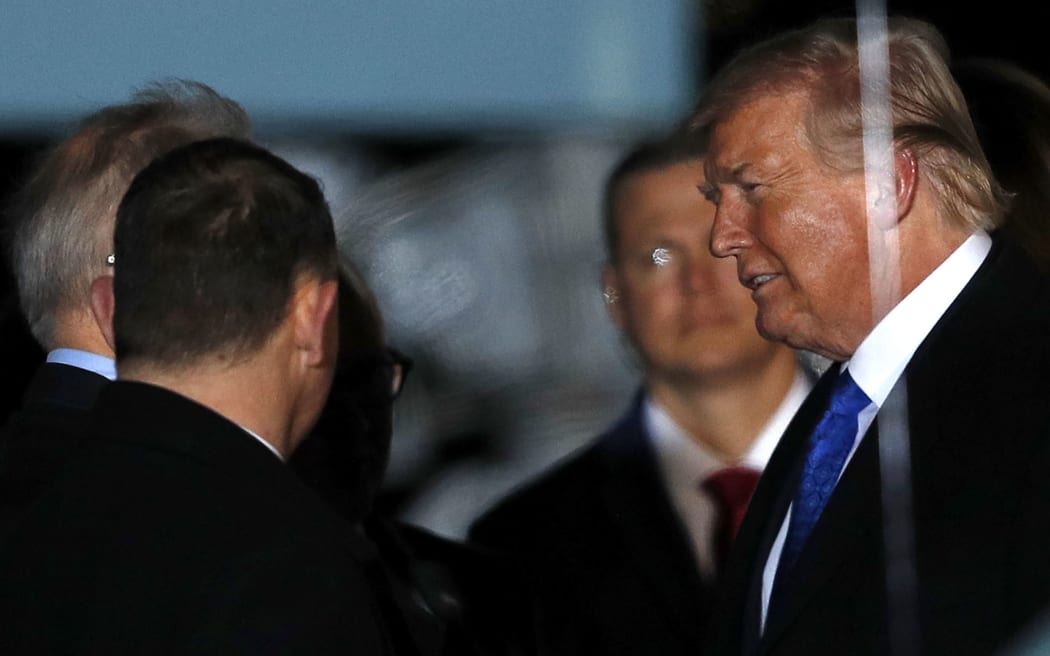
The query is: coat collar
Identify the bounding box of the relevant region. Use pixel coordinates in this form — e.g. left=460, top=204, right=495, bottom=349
left=21, top=362, right=110, bottom=412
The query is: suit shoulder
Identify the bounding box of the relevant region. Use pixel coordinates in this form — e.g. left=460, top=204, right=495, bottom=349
left=468, top=437, right=614, bottom=547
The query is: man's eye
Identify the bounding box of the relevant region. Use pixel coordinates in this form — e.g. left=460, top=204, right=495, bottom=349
left=651, top=247, right=673, bottom=267
left=699, top=183, right=720, bottom=204
left=741, top=182, right=761, bottom=194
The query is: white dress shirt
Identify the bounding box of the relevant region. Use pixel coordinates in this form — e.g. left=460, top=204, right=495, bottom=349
left=759, top=231, right=992, bottom=631
left=648, top=368, right=813, bottom=580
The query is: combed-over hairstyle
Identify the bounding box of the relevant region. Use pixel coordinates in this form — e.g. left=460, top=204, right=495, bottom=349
left=687, top=16, right=1008, bottom=231
left=8, top=80, right=250, bottom=349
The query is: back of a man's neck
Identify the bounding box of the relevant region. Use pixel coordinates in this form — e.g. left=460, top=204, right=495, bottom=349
left=118, top=361, right=294, bottom=459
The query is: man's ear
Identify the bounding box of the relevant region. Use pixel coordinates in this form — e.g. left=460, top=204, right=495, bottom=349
left=601, top=264, right=625, bottom=329
left=872, top=147, right=919, bottom=230
left=89, top=274, right=117, bottom=354
left=894, top=147, right=918, bottom=220
left=291, top=277, right=339, bottom=368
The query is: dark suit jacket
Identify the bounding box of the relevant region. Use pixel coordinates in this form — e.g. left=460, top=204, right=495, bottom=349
left=0, top=380, right=393, bottom=655
left=1, top=363, right=525, bottom=656
left=368, top=518, right=540, bottom=656
left=0, top=362, right=108, bottom=536
left=704, top=236, right=1050, bottom=656
left=469, top=396, right=713, bottom=655
left=291, top=403, right=540, bottom=656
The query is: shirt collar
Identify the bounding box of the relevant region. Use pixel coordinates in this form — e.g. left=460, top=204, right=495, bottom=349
left=740, top=368, right=813, bottom=469
left=239, top=425, right=285, bottom=462
left=46, top=348, right=117, bottom=381
left=646, top=367, right=814, bottom=485
left=847, top=231, right=991, bottom=406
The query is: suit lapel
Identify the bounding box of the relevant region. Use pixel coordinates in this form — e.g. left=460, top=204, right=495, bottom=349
left=757, top=348, right=963, bottom=650
left=759, top=415, right=882, bottom=650
left=599, top=401, right=712, bottom=647
left=755, top=236, right=1024, bottom=652
left=718, top=365, right=839, bottom=655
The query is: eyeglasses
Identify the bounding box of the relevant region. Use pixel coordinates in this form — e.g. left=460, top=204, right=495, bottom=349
left=339, top=347, right=413, bottom=405
left=383, top=348, right=413, bottom=400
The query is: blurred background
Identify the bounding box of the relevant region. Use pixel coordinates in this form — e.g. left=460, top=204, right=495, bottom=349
left=1, top=0, right=1046, bottom=538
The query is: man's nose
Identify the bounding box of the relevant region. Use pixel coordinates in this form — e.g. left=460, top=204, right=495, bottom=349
left=709, top=203, right=752, bottom=259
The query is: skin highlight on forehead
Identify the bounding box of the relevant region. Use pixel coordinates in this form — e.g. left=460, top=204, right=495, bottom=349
left=713, top=99, right=803, bottom=168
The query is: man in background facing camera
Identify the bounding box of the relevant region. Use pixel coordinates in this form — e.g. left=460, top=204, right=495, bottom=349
left=470, top=137, right=813, bottom=655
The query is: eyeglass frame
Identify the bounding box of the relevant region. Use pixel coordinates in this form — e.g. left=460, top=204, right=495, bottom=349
left=338, top=347, right=413, bottom=404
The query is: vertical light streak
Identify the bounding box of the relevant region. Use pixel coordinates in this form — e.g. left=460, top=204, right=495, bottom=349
left=857, top=3, right=920, bottom=654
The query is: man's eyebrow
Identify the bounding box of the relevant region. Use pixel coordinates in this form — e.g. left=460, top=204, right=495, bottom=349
left=706, top=161, right=752, bottom=184
left=729, top=162, right=753, bottom=179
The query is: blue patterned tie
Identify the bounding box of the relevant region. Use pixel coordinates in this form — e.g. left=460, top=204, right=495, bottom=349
left=773, top=369, right=872, bottom=595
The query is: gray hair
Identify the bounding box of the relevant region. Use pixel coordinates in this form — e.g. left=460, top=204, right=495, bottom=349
left=8, top=79, right=251, bottom=349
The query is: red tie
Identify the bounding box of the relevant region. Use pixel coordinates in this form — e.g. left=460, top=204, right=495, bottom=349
left=702, top=466, right=762, bottom=574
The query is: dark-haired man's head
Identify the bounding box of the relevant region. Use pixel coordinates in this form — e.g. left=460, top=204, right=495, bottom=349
left=601, top=137, right=792, bottom=394
left=95, top=137, right=339, bottom=455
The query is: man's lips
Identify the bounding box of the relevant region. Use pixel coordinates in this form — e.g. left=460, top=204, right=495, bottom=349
left=741, top=272, right=778, bottom=290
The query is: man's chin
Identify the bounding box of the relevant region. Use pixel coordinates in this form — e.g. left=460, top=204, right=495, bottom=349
left=754, top=313, right=788, bottom=346
left=755, top=313, right=826, bottom=358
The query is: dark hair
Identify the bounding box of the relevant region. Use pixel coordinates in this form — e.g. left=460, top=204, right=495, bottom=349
left=603, top=136, right=704, bottom=263
left=112, top=137, right=337, bottom=369
left=955, top=58, right=1050, bottom=267
left=8, top=79, right=250, bottom=348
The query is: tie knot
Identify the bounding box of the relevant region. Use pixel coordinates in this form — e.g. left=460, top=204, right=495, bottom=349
left=702, top=466, right=762, bottom=511
left=828, top=370, right=872, bottom=417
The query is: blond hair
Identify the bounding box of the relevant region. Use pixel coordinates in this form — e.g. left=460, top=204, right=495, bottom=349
left=688, top=16, right=1008, bottom=232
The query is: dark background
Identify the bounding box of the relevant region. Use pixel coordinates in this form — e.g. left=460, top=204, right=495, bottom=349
left=1, top=0, right=1045, bottom=534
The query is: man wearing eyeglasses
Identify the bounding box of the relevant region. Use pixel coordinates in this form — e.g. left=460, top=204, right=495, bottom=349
left=293, top=266, right=538, bottom=656
left=469, top=137, right=813, bottom=655
left=0, top=138, right=395, bottom=653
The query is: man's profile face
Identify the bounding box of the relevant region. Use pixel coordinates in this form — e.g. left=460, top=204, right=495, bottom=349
left=604, top=160, right=782, bottom=384
left=703, top=91, right=873, bottom=361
